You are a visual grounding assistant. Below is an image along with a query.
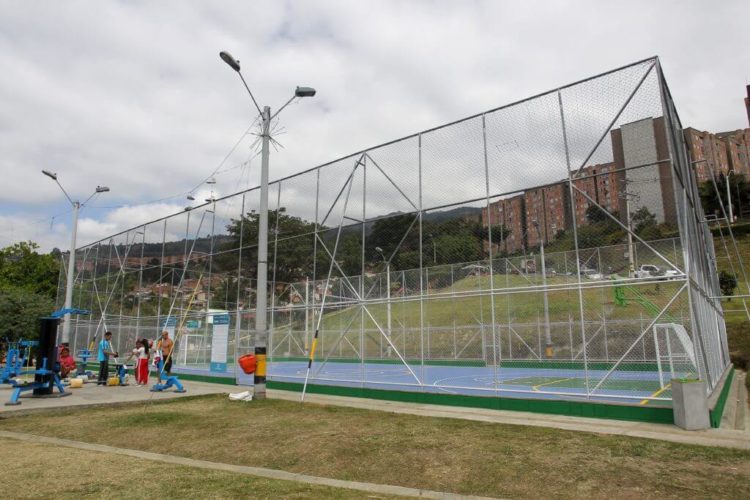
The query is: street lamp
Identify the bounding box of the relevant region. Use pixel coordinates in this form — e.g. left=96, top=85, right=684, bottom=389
left=726, top=170, right=735, bottom=224
left=618, top=190, right=639, bottom=277
left=375, top=247, right=392, bottom=356
left=428, top=233, right=437, bottom=264
left=42, top=170, right=110, bottom=345
left=532, top=220, right=552, bottom=358
left=220, top=50, right=315, bottom=400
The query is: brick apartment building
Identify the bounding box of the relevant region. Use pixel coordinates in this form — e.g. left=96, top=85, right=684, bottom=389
left=683, top=127, right=732, bottom=182
left=482, top=116, right=678, bottom=254
left=571, top=162, right=621, bottom=226
left=683, top=86, right=750, bottom=182
left=524, top=183, right=568, bottom=248
left=715, top=129, right=750, bottom=177
left=481, top=193, right=525, bottom=254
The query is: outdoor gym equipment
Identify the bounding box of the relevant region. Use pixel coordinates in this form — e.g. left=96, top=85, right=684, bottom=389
left=1, top=339, right=38, bottom=383
left=75, top=348, right=94, bottom=377
left=4, top=318, right=69, bottom=405
left=5, top=356, right=68, bottom=405
left=50, top=307, right=91, bottom=319
left=150, top=358, right=185, bottom=393
left=114, top=363, right=131, bottom=385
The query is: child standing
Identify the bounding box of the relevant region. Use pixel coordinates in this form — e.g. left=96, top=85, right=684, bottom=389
left=127, top=339, right=150, bottom=385
left=136, top=338, right=150, bottom=384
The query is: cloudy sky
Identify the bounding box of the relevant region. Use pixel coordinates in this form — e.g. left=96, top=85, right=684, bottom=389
left=0, top=0, right=748, bottom=251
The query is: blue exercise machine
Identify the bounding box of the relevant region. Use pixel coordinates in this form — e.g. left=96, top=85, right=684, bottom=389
left=150, top=358, right=186, bottom=393
left=4, top=317, right=70, bottom=405
left=6, top=356, right=68, bottom=405
left=1, top=339, right=38, bottom=383
left=49, top=307, right=91, bottom=319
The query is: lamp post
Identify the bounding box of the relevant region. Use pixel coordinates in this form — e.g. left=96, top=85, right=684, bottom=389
left=42, top=170, right=109, bottom=345
left=428, top=233, right=437, bottom=264
left=532, top=220, right=552, bottom=358
left=726, top=170, right=735, bottom=224
left=220, top=50, right=315, bottom=400
left=375, top=247, right=392, bottom=355
left=619, top=190, right=638, bottom=277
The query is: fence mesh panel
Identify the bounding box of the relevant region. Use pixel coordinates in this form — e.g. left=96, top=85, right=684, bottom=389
left=65, top=57, right=730, bottom=406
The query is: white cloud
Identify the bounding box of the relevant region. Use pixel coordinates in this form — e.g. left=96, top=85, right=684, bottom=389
left=1, top=0, right=748, bottom=251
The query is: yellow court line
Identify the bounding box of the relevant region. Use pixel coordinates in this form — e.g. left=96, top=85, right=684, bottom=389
left=640, top=383, right=671, bottom=405
left=532, top=377, right=574, bottom=392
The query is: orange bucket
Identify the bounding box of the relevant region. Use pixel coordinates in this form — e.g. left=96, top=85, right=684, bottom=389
left=238, top=354, right=257, bottom=374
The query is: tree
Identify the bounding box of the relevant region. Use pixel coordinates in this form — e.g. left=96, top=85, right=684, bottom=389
left=699, top=174, right=750, bottom=220
left=216, top=210, right=318, bottom=286
left=718, top=270, right=738, bottom=301
left=630, top=206, right=663, bottom=240
left=0, top=288, right=56, bottom=342
left=0, top=241, right=60, bottom=298
left=476, top=224, right=511, bottom=245
left=0, top=241, right=61, bottom=341
left=368, top=214, right=420, bottom=259
left=585, top=204, right=609, bottom=224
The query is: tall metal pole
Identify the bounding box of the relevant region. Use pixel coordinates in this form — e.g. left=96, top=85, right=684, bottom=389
left=61, top=201, right=80, bottom=345
left=540, top=236, right=552, bottom=357
left=254, top=105, right=271, bottom=400
left=726, top=171, right=734, bottom=224
left=534, top=221, right=552, bottom=357
left=625, top=194, right=635, bottom=277
left=386, top=261, right=392, bottom=355
left=429, top=234, right=436, bottom=263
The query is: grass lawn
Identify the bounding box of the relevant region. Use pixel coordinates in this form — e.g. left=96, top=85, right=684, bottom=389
left=1, top=396, right=749, bottom=498
left=0, top=437, right=377, bottom=499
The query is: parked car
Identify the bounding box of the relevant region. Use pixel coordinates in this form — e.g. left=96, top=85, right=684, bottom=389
left=634, top=264, right=682, bottom=280
left=634, top=264, right=661, bottom=278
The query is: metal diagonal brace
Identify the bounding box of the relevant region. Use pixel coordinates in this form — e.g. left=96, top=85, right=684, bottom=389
left=588, top=282, right=687, bottom=395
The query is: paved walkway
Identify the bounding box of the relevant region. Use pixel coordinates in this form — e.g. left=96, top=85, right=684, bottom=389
left=0, top=380, right=229, bottom=414
left=0, top=430, right=494, bottom=499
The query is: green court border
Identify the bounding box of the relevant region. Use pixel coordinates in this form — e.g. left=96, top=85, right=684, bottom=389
left=266, top=380, right=675, bottom=424
left=709, top=367, right=735, bottom=429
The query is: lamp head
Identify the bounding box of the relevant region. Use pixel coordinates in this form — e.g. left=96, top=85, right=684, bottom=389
left=220, top=51, right=241, bottom=72
left=295, top=86, right=316, bottom=98
left=42, top=170, right=57, bottom=181
left=375, top=247, right=383, bottom=253
left=96, top=186, right=110, bottom=193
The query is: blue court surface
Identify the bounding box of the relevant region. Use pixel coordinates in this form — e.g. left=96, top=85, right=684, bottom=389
left=265, top=360, right=686, bottom=406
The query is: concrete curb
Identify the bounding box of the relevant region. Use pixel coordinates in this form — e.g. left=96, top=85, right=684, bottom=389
left=269, top=388, right=750, bottom=450
left=0, top=430, right=497, bottom=500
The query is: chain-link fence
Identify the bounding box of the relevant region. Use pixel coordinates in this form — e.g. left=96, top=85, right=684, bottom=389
left=62, top=57, right=730, bottom=405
